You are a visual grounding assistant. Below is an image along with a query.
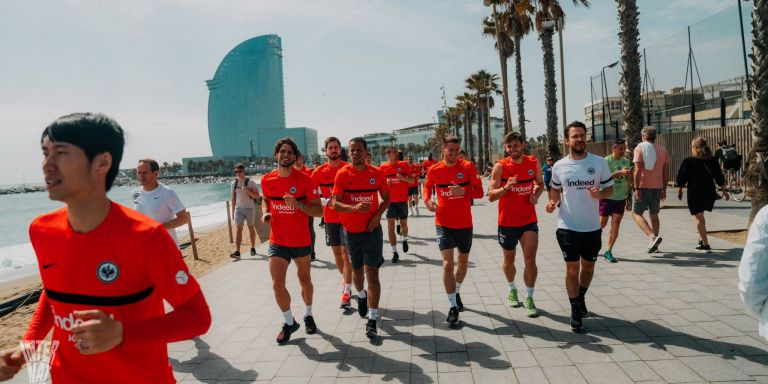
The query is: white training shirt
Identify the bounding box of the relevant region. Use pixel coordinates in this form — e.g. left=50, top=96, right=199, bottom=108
left=131, top=183, right=186, bottom=244
left=550, top=153, right=614, bottom=232
left=232, top=177, right=259, bottom=209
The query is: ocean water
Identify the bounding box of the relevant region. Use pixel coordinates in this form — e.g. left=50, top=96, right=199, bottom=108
left=0, top=183, right=237, bottom=282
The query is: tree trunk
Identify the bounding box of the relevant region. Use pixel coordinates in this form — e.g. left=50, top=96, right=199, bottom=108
left=617, top=0, right=643, bottom=150
left=499, top=52, right=513, bottom=135
left=515, top=34, right=527, bottom=141
left=485, top=100, right=492, bottom=164
left=467, top=111, right=475, bottom=164
left=746, top=0, right=768, bottom=222
left=541, top=28, right=562, bottom=160
left=476, top=102, right=485, bottom=168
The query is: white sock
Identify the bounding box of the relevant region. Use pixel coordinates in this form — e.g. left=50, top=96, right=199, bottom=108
left=525, top=286, right=534, bottom=299
left=455, top=282, right=462, bottom=293
left=368, top=307, right=378, bottom=320
left=358, top=289, right=367, bottom=299
left=508, top=282, right=517, bottom=291
left=448, top=293, right=457, bottom=308
left=304, top=306, right=312, bottom=317
left=344, top=283, right=352, bottom=295
left=391, top=245, right=397, bottom=253
left=402, top=235, right=408, bottom=241
left=283, top=310, right=293, bottom=325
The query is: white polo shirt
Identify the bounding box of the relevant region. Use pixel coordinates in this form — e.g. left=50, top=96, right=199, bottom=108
left=550, top=153, right=614, bottom=232
left=131, top=183, right=186, bottom=244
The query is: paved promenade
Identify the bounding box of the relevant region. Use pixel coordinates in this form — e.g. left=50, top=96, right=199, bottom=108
left=168, top=187, right=766, bottom=384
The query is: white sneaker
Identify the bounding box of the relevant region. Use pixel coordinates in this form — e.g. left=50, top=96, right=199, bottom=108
left=647, top=235, right=662, bottom=253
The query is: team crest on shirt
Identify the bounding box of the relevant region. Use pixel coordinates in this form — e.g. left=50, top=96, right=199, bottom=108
left=176, top=270, right=189, bottom=285
left=587, top=167, right=596, bottom=175
left=369, top=178, right=375, bottom=184
left=397, top=167, right=401, bottom=172
left=528, top=169, right=534, bottom=176
left=97, top=261, right=119, bottom=283
left=290, top=186, right=297, bottom=194
left=132, top=192, right=140, bottom=201
left=457, top=172, right=464, bottom=179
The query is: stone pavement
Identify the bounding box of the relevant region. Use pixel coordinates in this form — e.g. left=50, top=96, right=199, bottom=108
left=168, top=186, right=767, bottom=384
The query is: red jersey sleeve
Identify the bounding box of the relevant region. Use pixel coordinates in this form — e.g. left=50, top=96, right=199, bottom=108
left=23, top=290, right=53, bottom=341
left=306, top=175, right=320, bottom=202
left=468, top=163, right=484, bottom=198
left=146, top=226, right=201, bottom=306
left=376, top=169, right=389, bottom=195
left=423, top=166, right=435, bottom=201
left=332, top=168, right=347, bottom=197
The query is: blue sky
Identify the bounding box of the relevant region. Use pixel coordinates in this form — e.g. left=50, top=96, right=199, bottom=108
left=0, top=0, right=752, bottom=185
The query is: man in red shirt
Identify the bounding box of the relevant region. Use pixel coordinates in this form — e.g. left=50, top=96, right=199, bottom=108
left=311, top=137, right=353, bottom=308
left=406, top=155, right=421, bottom=216
left=0, top=113, right=211, bottom=383
left=424, top=135, right=483, bottom=325
left=379, top=147, right=414, bottom=263
left=332, top=137, right=390, bottom=339
left=422, top=152, right=437, bottom=177
left=488, top=132, right=545, bottom=318
left=262, top=138, right=323, bottom=344
left=294, top=152, right=317, bottom=261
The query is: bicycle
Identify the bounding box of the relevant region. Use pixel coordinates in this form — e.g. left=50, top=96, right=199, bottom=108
left=723, top=166, right=746, bottom=202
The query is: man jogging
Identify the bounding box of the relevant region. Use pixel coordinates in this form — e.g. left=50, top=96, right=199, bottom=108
left=424, top=135, right=483, bottom=325
left=406, top=155, right=421, bottom=216
left=546, top=121, right=614, bottom=332
left=488, top=132, right=544, bottom=317
left=261, top=138, right=323, bottom=344
left=379, top=147, right=414, bottom=263
left=0, top=113, right=211, bottom=383
left=332, top=137, right=390, bottom=339
left=132, top=158, right=189, bottom=246
left=600, top=139, right=632, bottom=262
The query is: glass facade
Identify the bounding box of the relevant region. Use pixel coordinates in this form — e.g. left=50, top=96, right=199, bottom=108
left=285, top=127, right=319, bottom=162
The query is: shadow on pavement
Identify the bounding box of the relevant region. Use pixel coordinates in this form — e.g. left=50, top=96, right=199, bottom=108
left=170, top=338, right=258, bottom=383
left=620, top=247, right=743, bottom=268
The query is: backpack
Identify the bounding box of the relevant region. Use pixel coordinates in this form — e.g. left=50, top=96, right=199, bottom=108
left=234, top=177, right=261, bottom=204
left=722, top=146, right=739, bottom=161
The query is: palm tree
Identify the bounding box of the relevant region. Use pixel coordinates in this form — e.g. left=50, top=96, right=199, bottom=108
left=746, top=0, right=768, bottom=222
left=617, top=0, right=643, bottom=149
left=456, top=93, right=476, bottom=159
left=529, top=0, right=589, bottom=160
left=482, top=2, right=514, bottom=135
left=509, top=0, right=534, bottom=141
left=466, top=70, right=501, bottom=167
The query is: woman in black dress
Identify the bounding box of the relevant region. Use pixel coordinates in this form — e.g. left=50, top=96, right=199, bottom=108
left=676, top=137, right=729, bottom=252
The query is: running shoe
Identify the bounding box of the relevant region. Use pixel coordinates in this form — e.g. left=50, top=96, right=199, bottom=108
left=696, top=244, right=712, bottom=253
left=365, top=319, right=378, bottom=339
left=319, top=218, right=325, bottom=228
left=507, top=289, right=520, bottom=307
left=647, top=235, right=662, bottom=253
left=250, top=248, right=256, bottom=256
left=304, top=315, right=317, bottom=334
left=570, top=310, right=583, bottom=332
left=276, top=320, right=300, bottom=344
left=392, top=252, right=400, bottom=263
left=603, top=250, right=617, bottom=263
left=357, top=294, right=368, bottom=318
left=340, top=292, right=351, bottom=308
left=396, top=224, right=401, bottom=235
left=456, top=293, right=464, bottom=312
left=229, top=251, right=241, bottom=259
left=311, top=253, right=316, bottom=261
left=578, top=296, right=589, bottom=318
left=402, top=239, right=409, bottom=253
left=524, top=297, right=539, bottom=317
left=447, top=306, right=459, bottom=325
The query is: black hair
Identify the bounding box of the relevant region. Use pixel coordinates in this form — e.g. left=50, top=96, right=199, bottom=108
left=274, top=137, right=299, bottom=156
left=349, top=137, right=368, bottom=150
left=504, top=132, right=524, bottom=144
left=443, top=134, right=461, bottom=145
left=138, top=158, right=159, bottom=172
left=612, top=138, right=626, bottom=146
left=564, top=121, right=587, bottom=139
left=41, top=113, right=124, bottom=191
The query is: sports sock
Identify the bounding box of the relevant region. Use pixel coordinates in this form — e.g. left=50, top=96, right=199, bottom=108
left=358, top=290, right=367, bottom=299
left=391, top=245, right=397, bottom=253
left=508, top=282, right=517, bottom=291
left=569, top=298, right=580, bottom=312
left=344, top=284, right=352, bottom=295
left=304, top=306, right=312, bottom=317
left=525, top=286, right=534, bottom=299
left=455, top=282, right=462, bottom=293
left=579, top=286, right=588, bottom=299
left=368, top=307, right=378, bottom=320
left=448, top=293, right=457, bottom=308
left=283, top=310, right=294, bottom=325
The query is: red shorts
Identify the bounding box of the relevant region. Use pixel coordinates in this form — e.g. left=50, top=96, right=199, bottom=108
left=599, top=199, right=625, bottom=217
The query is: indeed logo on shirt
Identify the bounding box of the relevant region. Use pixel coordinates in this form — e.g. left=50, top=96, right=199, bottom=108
left=351, top=195, right=374, bottom=203
left=54, top=310, right=115, bottom=342
left=272, top=203, right=297, bottom=212
left=508, top=184, right=533, bottom=193
left=565, top=179, right=596, bottom=188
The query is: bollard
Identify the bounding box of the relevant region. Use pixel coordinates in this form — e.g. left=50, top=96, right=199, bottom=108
left=226, top=200, right=234, bottom=243
left=187, top=215, right=199, bottom=261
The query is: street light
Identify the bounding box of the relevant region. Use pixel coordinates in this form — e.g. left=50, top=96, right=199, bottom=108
left=601, top=61, right=619, bottom=140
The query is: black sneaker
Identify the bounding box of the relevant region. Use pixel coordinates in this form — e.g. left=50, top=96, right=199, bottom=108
left=365, top=319, right=377, bottom=339
left=229, top=251, right=241, bottom=259
left=578, top=296, right=589, bottom=318
left=570, top=310, right=583, bottom=332
left=358, top=294, right=368, bottom=318
left=304, top=315, right=317, bottom=334
left=319, top=218, right=325, bottom=228
left=396, top=224, right=401, bottom=235
left=276, top=320, right=300, bottom=344
left=447, top=306, right=459, bottom=324
left=311, top=253, right=317, bottom=261
left=250, top=248, right=256, bottom=256
left=456, top=293, right=464, bottom=312
left=392, top=252, right=400, bottom=263
left=402, top=239, right=409, bottom=253
left=696, top=244, right=712, bottom=253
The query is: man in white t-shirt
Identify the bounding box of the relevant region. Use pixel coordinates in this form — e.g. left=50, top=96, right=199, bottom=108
left=546, top=121, right=614, bottom=332
left=132, top=158, right=188, bottom=245
left=231, top=163, right=261, bottom=259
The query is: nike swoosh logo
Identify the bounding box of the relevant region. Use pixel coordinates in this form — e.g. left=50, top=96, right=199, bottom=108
left=42, top=263, right=57, bottom=269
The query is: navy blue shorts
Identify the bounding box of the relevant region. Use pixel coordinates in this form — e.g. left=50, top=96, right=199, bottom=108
left=436, top=226, right=473, bottom=253
left=498, top=222, right=539, bottom=251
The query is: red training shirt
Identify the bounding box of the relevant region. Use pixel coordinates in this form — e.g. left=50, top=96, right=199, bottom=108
left=422, top=159, right=437, bottom=177
left=497, top=155, right=539, bottom=227
left=423, top=159, right=483, bottom=229
left=407, top=163, right=420, bottom=188
left=379, top=160, right=411, bottom=203
left=311, top=161, right=348, bottom=224
left=25, top=203, right=206, bottom=383
left=333, top=164, right=388, bottom=233
left=261, top=169, right=320, bottom=247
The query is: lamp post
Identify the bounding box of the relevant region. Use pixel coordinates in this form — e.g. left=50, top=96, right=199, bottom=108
left=590, top=75, right=597, bottom=140
left=601, top=61, right=619, bottom=140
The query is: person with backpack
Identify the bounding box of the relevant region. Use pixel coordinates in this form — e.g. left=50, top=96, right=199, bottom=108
left=230, top=163, right=261, bottom=259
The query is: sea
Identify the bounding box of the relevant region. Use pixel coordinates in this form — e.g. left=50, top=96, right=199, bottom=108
left=0, top=183, right=236, bottom=283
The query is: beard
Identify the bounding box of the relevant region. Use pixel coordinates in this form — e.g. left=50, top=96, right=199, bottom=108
left=280, top=159, right=295, bottom=168
left=570, top=147, right=586, bottom=155
left=328, top=153, right=340, bottom=161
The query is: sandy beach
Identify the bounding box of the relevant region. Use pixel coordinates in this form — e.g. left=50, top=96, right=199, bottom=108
left=0, top=220, right=269, bottom=350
